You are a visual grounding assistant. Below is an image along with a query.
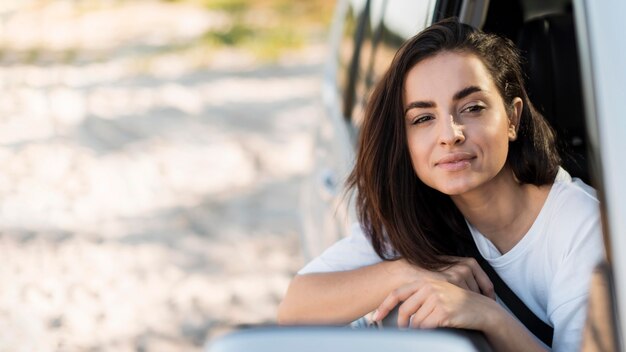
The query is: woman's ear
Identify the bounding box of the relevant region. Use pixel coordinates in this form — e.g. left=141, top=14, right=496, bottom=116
left=508, top=97, right=523, bottom=141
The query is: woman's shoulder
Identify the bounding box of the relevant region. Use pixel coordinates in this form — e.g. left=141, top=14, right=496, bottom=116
left=543, top=168, right=602, bottom=254
left=551, top=167, right=599, bottom=210
left=297, top=223, right=383, bottom=274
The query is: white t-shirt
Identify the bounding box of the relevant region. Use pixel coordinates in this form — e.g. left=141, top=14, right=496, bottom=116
left=298, top=168, right=605, bottom=352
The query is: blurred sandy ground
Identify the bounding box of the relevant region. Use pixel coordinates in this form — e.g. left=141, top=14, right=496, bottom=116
left=0, top=0, right=331, bottom=350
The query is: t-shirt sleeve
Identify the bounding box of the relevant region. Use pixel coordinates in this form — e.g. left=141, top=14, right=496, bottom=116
left=547, top=190, right=605, bottom=352
left=298, top=222, right=383, bottom=274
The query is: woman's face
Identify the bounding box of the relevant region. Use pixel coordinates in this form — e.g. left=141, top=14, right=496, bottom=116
left=403, top=51, right=521, bottom=196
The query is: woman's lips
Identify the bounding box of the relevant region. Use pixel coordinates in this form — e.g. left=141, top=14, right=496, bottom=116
left=435, top=153, right=475, bottom=171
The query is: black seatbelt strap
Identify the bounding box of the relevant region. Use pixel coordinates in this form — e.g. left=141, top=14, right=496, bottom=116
left=465, top=241, right=554, bottom=347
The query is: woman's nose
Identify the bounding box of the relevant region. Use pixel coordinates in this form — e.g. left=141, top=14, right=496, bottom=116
left=438, top=115, right=465, bottom=146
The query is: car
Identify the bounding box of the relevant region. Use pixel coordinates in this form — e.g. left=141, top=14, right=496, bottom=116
left=207, top=0, right=626, bottom=350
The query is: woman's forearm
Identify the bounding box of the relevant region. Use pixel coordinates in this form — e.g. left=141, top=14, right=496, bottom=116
left=482, top=304, right=549, bottom=352
left=277, top=260, right=415, bottom=325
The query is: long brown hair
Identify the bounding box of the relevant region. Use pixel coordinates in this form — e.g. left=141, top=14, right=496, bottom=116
left=346, top=18, right=561, bottom=270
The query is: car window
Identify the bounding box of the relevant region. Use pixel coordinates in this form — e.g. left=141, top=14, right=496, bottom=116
left=368, top=1, right=426, bottom=96
left=347, top=1, right=375, bottom=129
left=351, top=0, right=435, bottom=129
left=336, top=0, right=373, bottom=126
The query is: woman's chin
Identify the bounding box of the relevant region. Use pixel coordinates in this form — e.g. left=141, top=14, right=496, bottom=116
left=432, top=179, right=476, bottom=196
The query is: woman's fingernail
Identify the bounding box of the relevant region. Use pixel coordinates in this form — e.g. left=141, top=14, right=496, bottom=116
left=372, top=310, right=379, bottom=321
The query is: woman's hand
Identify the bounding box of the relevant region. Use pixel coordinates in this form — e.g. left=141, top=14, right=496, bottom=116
left=372, top=277, right=549, bottom=352
left=373, top=277, right=498, bottom=329
left=277, top=256, right=493, bottom=326
left=394, top=257, right=495, bottom=299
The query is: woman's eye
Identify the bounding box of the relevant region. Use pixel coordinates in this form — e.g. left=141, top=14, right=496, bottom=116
left=462, top=105, right=485, bottom=114
left=411, top=115, right=433, bottom=125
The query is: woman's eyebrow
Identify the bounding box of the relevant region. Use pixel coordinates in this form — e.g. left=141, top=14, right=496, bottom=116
left=453, top=85, right=482, bottom=101
left=403, top=86, right=483, bottom=115
left=404, top=100, right=435, bottom=115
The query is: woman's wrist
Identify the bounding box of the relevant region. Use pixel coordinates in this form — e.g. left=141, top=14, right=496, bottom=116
left=476, top=295, right=508, bottom=332
left=478, top=298, right=548, bottom=352
left=484, top=305, right=527, bottom=334
left=386, top=259, right=424, bottom=286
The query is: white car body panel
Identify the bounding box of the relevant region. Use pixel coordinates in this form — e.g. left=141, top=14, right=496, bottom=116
left=574, top=0, right=626, bottom=346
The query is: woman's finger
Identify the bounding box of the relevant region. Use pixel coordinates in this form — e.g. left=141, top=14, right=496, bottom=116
left=395, top=285, right=430, bottom=327
left=463, top=258, right=496, bottom=299
left=409, top=295, right=436, bottom=329
left=460, top=265, right=481, bottom=294
left=417, top=308, right=442, bottom=329
left=439, top=270, right=466, bottom=290
left=374, top=283, right=419, bottom=321
left=438, top=258, right=476, bottom=293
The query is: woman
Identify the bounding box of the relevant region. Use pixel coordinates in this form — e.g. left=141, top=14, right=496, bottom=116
left=278, top=18, right=604, bottom=352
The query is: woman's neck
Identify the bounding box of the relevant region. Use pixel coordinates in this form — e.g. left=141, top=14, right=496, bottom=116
left=451, top=168, right=551, bottom=254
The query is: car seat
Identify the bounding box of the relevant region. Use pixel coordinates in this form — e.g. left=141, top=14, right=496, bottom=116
left=517, top=13, right=589, bottom=183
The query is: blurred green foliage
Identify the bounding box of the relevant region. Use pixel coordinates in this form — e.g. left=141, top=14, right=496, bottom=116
left=204, top=22, right=254, bottom=46
left=199, top=0, right=249, bottom=13
left=0, top=0, right=335, bottom=64
left=170, top=0, right=335, bottom=60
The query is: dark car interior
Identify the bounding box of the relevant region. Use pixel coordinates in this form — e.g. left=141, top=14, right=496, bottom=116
left=479, top=0, right=590, bottom=183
